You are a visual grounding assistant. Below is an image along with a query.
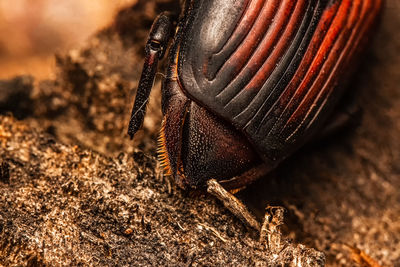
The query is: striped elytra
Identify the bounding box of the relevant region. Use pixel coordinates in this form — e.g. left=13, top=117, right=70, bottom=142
left=129, top=0, right=382, bottom=190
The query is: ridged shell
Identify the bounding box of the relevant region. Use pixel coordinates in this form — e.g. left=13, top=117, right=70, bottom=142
left=177, top=0, right=382, bottom=161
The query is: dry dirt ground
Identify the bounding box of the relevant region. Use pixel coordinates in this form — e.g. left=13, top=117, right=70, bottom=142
left=0, top=0, right=399, bottom=266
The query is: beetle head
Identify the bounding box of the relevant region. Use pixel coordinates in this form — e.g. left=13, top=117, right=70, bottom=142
left=158, top=79, right=265, bottom=190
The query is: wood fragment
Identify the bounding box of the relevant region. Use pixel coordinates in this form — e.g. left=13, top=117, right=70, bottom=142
left=207, top=179, right=261, bottom=231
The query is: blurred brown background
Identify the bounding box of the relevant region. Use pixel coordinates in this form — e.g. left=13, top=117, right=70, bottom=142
left=0, top=0, right=137, bottom=79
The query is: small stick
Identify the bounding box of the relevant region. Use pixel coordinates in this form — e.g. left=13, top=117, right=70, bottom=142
left=207, top=179, right=261, bottom=231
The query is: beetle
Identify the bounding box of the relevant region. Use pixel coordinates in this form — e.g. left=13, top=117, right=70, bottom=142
left=128, top=0, right=382, bottom=230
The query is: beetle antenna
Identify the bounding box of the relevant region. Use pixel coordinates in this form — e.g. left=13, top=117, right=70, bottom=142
left=128, top=13, right=175, bottom=139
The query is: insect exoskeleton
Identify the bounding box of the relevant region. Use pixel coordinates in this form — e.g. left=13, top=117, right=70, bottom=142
left=129, top=0, right=382, bottom=191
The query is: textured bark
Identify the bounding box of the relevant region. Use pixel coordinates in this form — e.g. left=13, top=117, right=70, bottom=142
left=0, top=0, right=399, bottom=266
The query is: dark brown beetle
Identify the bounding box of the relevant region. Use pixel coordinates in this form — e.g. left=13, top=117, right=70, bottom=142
left=128, top=0, right=382, bottom=229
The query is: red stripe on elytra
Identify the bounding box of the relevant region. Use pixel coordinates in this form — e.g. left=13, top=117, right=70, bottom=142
left=284, top=0, right=355, bottom=127
left=244, top=0, right=307, bottom=93
left=261, top=1, right=340, bottom=138
left=222, top=0, right=280, bottom=78
left=300, top=0, right=381, bottom=136
left=275, top=1, right=340, bottom=109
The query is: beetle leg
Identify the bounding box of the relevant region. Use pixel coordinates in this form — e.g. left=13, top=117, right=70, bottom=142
left=317, top=101, right=362, bottom=140
left=207, top=179, right=261, bottom=231
left=128, top=12, right=175, bottom=139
